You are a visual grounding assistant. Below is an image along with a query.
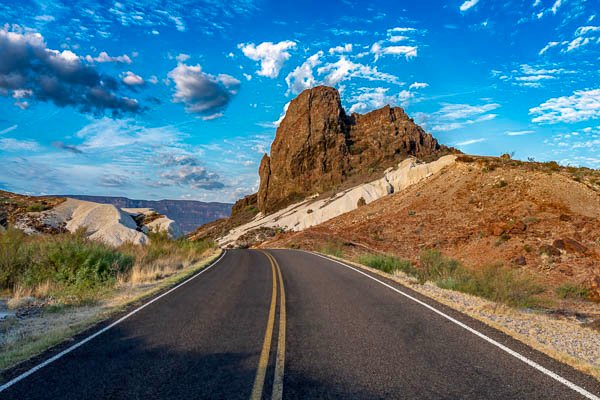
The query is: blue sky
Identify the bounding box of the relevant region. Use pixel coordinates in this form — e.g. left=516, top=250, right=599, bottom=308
left=0, top=0, right=598, bottom=202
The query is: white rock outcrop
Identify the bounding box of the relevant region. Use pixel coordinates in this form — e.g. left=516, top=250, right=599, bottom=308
left=219, top=155, right=457, bottom=246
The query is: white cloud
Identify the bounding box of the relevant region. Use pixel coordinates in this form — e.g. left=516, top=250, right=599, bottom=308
left=420, top=102, right=500, bottom=132
left=530, top=89, right=600, bottom=124
left=85, top=51, right=132, bottom=64
left=0, top=125, right=18, bottom=135
left=455, top=138, right=485, bottom=146
left=0, top=138, right=40, bottom=151
left=495, top=63, right=574, bottom=88
left=539, top=41, right=560, bottom=55
left=459, top=0, right=480, bottom=12
left=176, top=53, right=190, bottom=62
left=349, top=87, right=412, bottom=114
left=201, top=113, right=224, bottom=121
left=243, top=73, right=252, bottom=81
left=122, top=71, right=144, bottom=86
left=317, top=56, right=400, bottom=86
left=285, top=51, right=323, bottom=95
left=551, top=0, right=562, bottom=14
left=506, top=130, right=535, bottom=136
left=238, top=40, right=296, bottom=78
left=328, top=44, right=353, bottom=54
left=371, top=42, right=417, bottom=61
left=168, top=63, right=240, bottom=115
left=409, top=82, right=429, bottom=90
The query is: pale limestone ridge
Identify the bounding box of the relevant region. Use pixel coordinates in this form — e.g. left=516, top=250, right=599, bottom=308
left=219, top=155, right=457, bottom=246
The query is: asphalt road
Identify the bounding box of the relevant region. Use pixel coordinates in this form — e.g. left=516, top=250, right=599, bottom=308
left=1, top=249, right=599, bottom=399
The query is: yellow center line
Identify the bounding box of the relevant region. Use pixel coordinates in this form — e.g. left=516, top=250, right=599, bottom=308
left=268, top=252, right=286, bottom=400
left=250, top=251, right=277, bottom=400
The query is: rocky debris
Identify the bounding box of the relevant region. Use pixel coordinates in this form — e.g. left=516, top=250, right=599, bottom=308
left=539, top=244, right=562, bottom=257
left=514, top=255, right=527, bottom=266
left=257, top=86, right=453, bottom=214
left=235, top=227, right=280, bottom=249
left=553, top=238, right=588, bottom=254
left=489, top=220, right=527, bottom=236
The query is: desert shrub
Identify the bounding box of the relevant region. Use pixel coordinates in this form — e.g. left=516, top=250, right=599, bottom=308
left=419, top=250, right=543, bottom=307
left=0, top=228, right=134, bottom=301
left=555, top=283, right=589, bottom=299
left=358, top=254, right=415, bottom=275
left=0, top=228, right=214, bottom=302
left=320, top=240, right=344, bottom=258
left=356, top=197, right=367, bottom=207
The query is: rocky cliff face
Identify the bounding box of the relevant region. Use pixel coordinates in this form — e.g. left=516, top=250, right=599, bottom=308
left=257, top=86, right=451, bottom=213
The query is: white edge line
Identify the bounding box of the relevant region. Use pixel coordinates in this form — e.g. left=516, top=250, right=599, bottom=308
left=308, top=251, right=599, bottom=400
left=0, top=250, right=227, bottom=393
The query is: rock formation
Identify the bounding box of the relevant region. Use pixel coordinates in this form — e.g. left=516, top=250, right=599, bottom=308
left=257, top=86, right=451, bottom=213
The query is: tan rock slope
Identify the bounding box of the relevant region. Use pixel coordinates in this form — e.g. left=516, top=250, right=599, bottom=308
left=265, top=156, right=600, bottom=300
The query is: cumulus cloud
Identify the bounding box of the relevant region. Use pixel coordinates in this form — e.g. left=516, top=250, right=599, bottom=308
left=349, top=87, right=412, bottom=113
left=160, top=166, right=225, bottom=190
left=0, top=26, right=141, bottom=116
left=530, top=89, right=600, bottom=124
left=238, top=40, right=296, bottom=78
left=328, top=44, right=353, bottom=55
left=371, top=42, right=417, bottom=60
left=317, top=56, right=399, bottom=86
left=285, top=51, right=323, bottom=95
left=539, top=25, right=599, bottom=54
left=122, top=71, right=144, bottom=86
left=459, top=0, right=480, bottom=12
left=168, top=63, right=240, bottom=116
left=85, top=51, right=132, bottom=64
left=409, top=82, right=429, bottom=89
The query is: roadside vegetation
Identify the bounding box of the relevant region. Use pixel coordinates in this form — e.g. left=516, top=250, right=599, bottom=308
left=0, top=227, right=217, bottom=371
left=356, top=250, right=545, bottom=308
left=0, top=227, right=215, bottom=307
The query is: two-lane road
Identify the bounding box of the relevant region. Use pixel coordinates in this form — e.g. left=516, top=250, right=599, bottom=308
left=1, top=249, right=599, bottom=399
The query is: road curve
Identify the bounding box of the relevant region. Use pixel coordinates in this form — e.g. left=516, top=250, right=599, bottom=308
left=1, top=249, right=599, bottom=399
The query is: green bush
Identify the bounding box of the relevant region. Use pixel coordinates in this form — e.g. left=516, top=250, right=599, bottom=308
left=320, top=240, right=344, bottom=258
left=355, top=249, right=545, bottom=308
left=358, top=253, right=415, bottom=275
left=555, top=283, right=589, bottom=299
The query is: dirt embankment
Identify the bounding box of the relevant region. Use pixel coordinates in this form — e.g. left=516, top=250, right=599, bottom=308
left=265, top=157, right=600, bottom=305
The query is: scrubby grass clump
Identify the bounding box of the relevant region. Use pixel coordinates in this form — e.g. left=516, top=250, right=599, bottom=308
left=555, top=283, right=589, bottom=299
left=356, top=249, right=545, bottom=308
left=320, top=240, right=345, bottom=258
left=0, top=228, right=214, bottom=304
left=357, top=253, right=415, bottom=275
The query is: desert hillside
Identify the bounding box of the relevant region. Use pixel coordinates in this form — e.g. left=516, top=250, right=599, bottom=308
left=265, top=156, right=600, bottom=301
left=0, top=190, right=181, bottom=246
left=65, top=195, right=231, bottom=234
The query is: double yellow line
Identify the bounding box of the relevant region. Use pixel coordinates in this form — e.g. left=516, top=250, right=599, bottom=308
left=251, top=251, right=286, bottom=400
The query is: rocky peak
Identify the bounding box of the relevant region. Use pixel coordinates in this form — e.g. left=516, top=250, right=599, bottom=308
left=257, top=86, right=451, bottom=214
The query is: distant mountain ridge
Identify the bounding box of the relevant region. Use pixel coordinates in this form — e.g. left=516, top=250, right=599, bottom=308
left=64, top=195, right=232, bottom=234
